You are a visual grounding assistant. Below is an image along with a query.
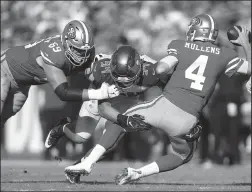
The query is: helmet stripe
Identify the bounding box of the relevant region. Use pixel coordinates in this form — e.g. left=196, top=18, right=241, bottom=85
left=80, top=21, right=89, bottom=44
left=206, top=14, right=214, bottom=40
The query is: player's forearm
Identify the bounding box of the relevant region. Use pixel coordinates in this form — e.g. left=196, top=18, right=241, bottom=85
left=243, top=43, right=251, bottom=73
left=54, top=82, right=107, bottom=101
left=98, top=102, right=120, bottom=123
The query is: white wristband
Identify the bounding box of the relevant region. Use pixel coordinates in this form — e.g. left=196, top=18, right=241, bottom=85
left=88, top=89, right=98, bottom=100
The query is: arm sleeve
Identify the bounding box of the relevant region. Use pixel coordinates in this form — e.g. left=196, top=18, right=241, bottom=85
left=54, top=82, right=83, bottom=101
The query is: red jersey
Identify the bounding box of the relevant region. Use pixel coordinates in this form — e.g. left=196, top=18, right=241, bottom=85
left=163, top=40, right=245, bottom=118
left=5, top=35, right=94, bottom=85
left=90, top=54, right=161, bottom=97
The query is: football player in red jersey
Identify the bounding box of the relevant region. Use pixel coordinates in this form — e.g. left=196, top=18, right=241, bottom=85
left=64, top=14, right=251, bottom=185
left=0, top=20, right=119, bottom=128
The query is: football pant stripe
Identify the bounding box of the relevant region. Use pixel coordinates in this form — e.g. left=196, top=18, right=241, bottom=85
left=80, top=21, right=89, bottom=45
left=123, top=94, right=163, bottom=115
left=225, top=59, right=244, bottom=75
left=227, top=57, right=240, bottom=66
left=206, top=14, right=214, bottom=40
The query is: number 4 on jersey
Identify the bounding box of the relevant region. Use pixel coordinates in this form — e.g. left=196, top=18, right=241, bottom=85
left=185, top=55, right=208, bottom=91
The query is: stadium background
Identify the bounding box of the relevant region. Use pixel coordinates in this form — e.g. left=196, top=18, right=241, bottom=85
left=1, top=1, right=251, bottom=166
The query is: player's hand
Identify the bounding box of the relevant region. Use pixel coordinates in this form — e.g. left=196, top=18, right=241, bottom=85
left=117, top=114, right=152, bottom=132
left=90, top=83, right=119, bottom=100
left=107, top=84, right=120, bottom=98
left=99, top=82, right=119, bottom=99
left=246, top=77, right=251, bottom=94
left=183, top=123, right=202, bottom=142
left=230, top=26, right=250, bottom=47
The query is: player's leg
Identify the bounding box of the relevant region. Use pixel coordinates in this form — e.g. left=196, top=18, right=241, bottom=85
left=1, top=72, right=11, bottom=121
left=114, top=96, right=199, bottom=184
left=45, top=100, right=101, bottom=148
left=125, top=95, right=198, bottom=137
left=1, top=85, right=30, bottom=128
left=65, top=120, right=126, bottom=175
left=1, top=54, right=12, bottom=123
left=65, top=95, right=165, bottom=177
left=64, top=96, right=142, bottom=177
left=115, top=135, right=198, bottom=185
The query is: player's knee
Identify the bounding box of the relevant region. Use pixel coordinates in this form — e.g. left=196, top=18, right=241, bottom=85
left=70, top=132, right=91, bottom=143
left=76, top=132, right=92, bottom=141
left=13, top=97, right=26, bottom=114
left=170, top=136, right=195, bottom=163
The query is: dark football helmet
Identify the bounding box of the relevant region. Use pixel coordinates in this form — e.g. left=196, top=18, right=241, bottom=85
left=110, top=45, right=142, bottom=88
left=186, top=14, right=219, bottom=43
left=62, top=20, right=94, bottom=66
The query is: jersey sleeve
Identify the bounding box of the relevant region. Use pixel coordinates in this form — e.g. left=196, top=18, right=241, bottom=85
left=224, top=48, right=246, bottom=77
left=166, top=40, right=181, bottom=59
left=40, top=37, right=65, bottom=69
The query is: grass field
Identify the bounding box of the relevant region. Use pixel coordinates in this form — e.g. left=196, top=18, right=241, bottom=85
left=1, top=159, right=251, bottom=191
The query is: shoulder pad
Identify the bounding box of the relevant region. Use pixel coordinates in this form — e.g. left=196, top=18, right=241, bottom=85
left=94, top=53, right=112, bottom=62
left=40, top=36, right=66, bottom=69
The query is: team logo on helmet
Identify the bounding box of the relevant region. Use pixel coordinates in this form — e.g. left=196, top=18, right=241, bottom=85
left=189, top=17, right=201, bottom=27
left=67, top=27, right=76, bottom=39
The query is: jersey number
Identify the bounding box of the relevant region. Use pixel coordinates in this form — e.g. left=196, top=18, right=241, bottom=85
left=185, top=55, right=208, bottom=91
left=48, top=42, right=62, bottom=52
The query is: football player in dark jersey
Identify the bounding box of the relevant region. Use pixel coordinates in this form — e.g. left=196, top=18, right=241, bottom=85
left=1, top=20, right=119, bottom=129
left=44, top=45, right=168, bottom=183
left=44, top=48, right=161, bottom=149
left=64, top=14, right=251, bottom=185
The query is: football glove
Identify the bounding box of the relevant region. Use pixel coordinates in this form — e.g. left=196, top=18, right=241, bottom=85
left=183, top=123, right=202, bottom=142
left=117, top=114, right=152, bottom=132
left=88, top=83, right=120, bottom=100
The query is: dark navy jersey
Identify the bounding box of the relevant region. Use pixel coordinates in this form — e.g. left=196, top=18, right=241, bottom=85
left=91, top=54, right=160, bottom=97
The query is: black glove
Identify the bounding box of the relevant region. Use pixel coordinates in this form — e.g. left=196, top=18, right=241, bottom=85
left=117, top=114, right=152, bottom=132
left=183, top=123, right=202, bottom=142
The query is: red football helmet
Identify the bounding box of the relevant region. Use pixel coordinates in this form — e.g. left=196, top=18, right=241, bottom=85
left=110, top=45, right=142, bottom=88
left=186, top=14, right=219, bottom=43
left=62, top=20, right=94, bottom=66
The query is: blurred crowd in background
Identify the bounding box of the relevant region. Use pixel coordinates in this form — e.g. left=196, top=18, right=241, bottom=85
left=1, top=1, right=251, bottom=167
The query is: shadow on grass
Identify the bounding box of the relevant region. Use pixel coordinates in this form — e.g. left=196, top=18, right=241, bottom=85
left=1, top=180, right=251, bottom=186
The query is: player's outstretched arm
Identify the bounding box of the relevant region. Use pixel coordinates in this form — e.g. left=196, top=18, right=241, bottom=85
left=98, top=101, right=152, bottom=132
left=232, top=26, right=251, bottom=75
left=37, top=57, right=119, bottom=101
